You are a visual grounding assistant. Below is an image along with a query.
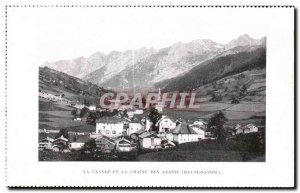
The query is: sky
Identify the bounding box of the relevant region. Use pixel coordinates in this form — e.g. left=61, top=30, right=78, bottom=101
left=31, top=7, right=268, bottom=64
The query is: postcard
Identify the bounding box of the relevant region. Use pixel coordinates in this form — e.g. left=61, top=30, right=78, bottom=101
left=5, top=5, right=295, bottom=188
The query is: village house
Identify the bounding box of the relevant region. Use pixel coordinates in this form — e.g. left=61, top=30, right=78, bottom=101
left=134, top=109, right=143, bottom=115
left=53, top=135, right=69, bottom=149
left=155, top=115, right=176, bottom=133
left=51, top=135, right=69, bottom=152
left=52, top=145, right=61, bottom=152
left=161, top=139, right=176, bottom=149
left=53, top=135, right=69, bottom=146
left=74, top=104, right=86, bottom=109
left=138, top=131, right=162, bottom=150
left=126, top=108, right=144, bottom=119
left=39, top=136, right=54, bottom=151
left=69, top=135, right=89, bottom=150
left=95, top=135, right=116, bottom=153
left=188, top=119, right=208, bottom=139
left=126, top=109, right=135, bottom=119
left=115, top=137, right=138, bottom=153
left=73, top=117, right=82, bottom=121
left=232, top=124, right=259, bottom=135
left=127, top=118, right=144, bottom=136
left=96, top=117, right=127, bottom=138
left=171, top=120, right=203, bottom=144
left=192, top=120, right=208, bottom=129
left=88, top=105, right=96, bottom=111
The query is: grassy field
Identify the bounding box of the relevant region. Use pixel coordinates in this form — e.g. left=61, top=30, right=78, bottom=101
left=39, top=98, right=95, bottom=132
left=226, top=102, right=265, bottom=112
left=138, top=133, right=265, bottom=162
left=137, top=150, right=259, bottom=162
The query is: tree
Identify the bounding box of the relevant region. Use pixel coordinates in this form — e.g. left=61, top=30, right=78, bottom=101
left=234, top=85, right=239, bottom=91
left=231, top=95, right=240, bottom=104
left=82, top=139, right=98, bottom=153
left=71, top=109, right=77, bottom=116
left=55, top=128, right=69, bottom=139
left=80, top=107, right=89, bottom=118
left=210, top=92, right=222, bottom=102
left=148, top=107, right=162, bottom=132
left=207, top=111, right=228, bottom=142
left=239, top=85, right=247, bottom=97
left=87, top=112, right=96, bottom=125
left=83, top=99, right=90, bottom=106
left=122, top=109, right=129, bottom=118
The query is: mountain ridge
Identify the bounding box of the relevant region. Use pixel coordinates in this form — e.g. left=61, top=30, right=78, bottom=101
left=43, top=34, right=266, bottom=90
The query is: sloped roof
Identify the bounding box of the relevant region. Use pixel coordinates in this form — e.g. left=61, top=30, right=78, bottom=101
left=133, top=129, right=147, bottom=135
left=243, top=124, right=257, bottom=129
left=139, top=131, right=160, bottom=138
left=96, top=116, right=127, bottom=124
left=54, top=135, right=69, bottom=142
left=69, top=134, right=90, bottom=143
left=39, top=136, right=54, bottom=143
left=235, top=123, right=257, bottom=130
left=95, top=135, right=116, bottom=144
left=171, top=121, right=198, bottom=134
left=190, top=124, right=207, bottom=132
left=130, top=117, right=142, bottom=123
left=115, top=137, right=131, bottom=144
left=155, top=115, right=176, bottom=127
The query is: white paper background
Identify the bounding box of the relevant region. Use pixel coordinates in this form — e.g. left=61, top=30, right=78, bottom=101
left=2, top=2, right=295, bottom=188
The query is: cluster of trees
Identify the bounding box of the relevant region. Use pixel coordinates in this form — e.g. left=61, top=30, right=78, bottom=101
left=207, top=111, right=228, bottom=143
left=86, top=110, right=119, bottom=125
left=231, top=84, right=247, bottom=104
left=71, top=107, right=120, bottom=125
left=148, top=107, right=162, bottom=132
left=210, top=92, right=223, bottom=102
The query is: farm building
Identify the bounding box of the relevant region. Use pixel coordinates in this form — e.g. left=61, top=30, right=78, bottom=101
left=74, top=104, right=86, bottom=109
left=39, top=136, right=54, bottom=151
left=127, top=119, right=144, bottom=136
left=171, top=120, right=203, bottom=144
left=95, top=136, right=116, bottom=153
left=88, top=105, right=96, bottom=111
left=52, top=145, right=61, bottom=152
left=232, top=124, right=259, bottom=135
left=96, top=117, right=127, bottom=138
left=189, top=119, right=208, bottom=139
left=69, top=135, right=89, bottom=150
left=53, top=135, right=69, bottom=147
left=115, top=137, right=137, bottom=153
left=138, top=131, right=162, bottom=150
left=161, top=139, right=176, bottom=149
left=155, top=115, right=176, bottom=133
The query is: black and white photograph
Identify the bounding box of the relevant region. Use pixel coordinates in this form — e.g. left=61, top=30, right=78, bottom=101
left=38, top=33, right=266, bottom=162
left=3, top=4, right=294, bottom=188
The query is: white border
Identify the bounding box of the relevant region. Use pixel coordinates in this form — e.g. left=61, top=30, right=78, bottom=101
left=4, top=5, right=295, bottom=188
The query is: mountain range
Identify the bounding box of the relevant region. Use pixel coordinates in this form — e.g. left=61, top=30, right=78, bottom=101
left=43, top=34, right=266, bottom=91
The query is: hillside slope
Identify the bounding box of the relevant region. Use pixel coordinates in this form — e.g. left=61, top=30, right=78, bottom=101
left=155, top=47, right=266, bottom=92
left=39, top=66, right=107, bottom=97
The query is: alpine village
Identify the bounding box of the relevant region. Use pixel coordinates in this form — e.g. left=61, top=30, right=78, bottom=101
left=39, top=34, right=266, bottom=161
